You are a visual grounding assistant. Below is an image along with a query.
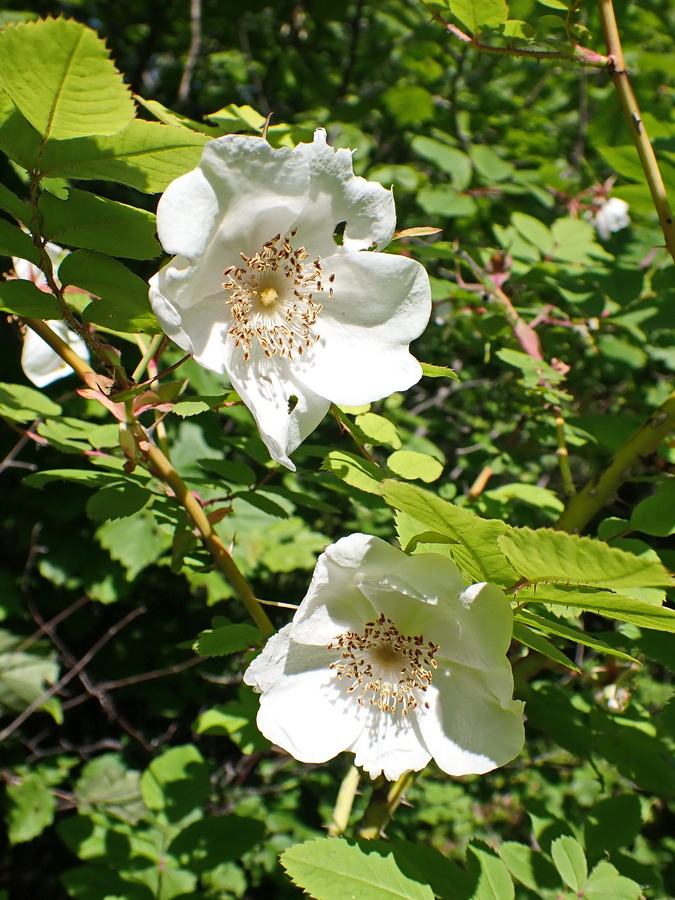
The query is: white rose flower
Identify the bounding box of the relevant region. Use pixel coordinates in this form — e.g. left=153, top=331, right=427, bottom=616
left=590, top=197, right=630, bottom=240
left=149, top=129, right=431, bottom=470
left=244, top=533, right=525, bottom=781
left=13, top=245, right=91, bottom=388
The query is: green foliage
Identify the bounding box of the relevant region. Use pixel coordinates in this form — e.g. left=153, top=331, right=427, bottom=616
left=1, top=1, right=674, bottom=898
left=0, top=17, right=134, bottom=140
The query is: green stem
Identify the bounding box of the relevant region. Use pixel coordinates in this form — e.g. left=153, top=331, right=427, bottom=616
left=555, top=392, right=675, bottom=533
left=357, top=772, right=415, bottom=839
left=145, top=443, right=274, bottom=635
left=23, top=319, right=273, bottom=635
left=597, top=0, right=675, bottom=263
left=132, top=333, right=166, bottom=383
left=555, top=415, right=575, bottom=499
left=328, top=765, right=360, bottom=837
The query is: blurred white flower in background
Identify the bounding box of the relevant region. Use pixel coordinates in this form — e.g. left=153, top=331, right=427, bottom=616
left=590, top=197, right=630, bottom=241
left=244, top=533, right=525, bottom=781
left=13, top=244, right=90, bottom=388
left=149, top=129, right=431, bottom=469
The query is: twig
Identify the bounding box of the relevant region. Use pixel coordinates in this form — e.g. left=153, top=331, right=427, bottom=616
left=597, top=0, right=675, bottom=262
left=0, top=607, right=146, bottom=743
left=176, top=0, right=202, bottom=108
left=555, top=391, right=675, bottom=533
left=430, top=7, right=609, bottom=67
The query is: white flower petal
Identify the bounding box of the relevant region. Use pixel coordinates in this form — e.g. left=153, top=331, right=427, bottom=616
left=293, top=128, right=396, bottom=256
left=348, top=707, right=431, bottom=781
left=227, top=344, right=330, bottom=470
left=150, top=130, right=431, bottom=463
left=291, top=534, right=403, bottom=645
left=417, top=660, right=525, bottom=776
left=21, top=320, right=90, bottom=388
left=244, top=626, right=366, bottom=762
left=295, top=252, right=430, bottom=405
left=246, top=534, right=524, bottom=780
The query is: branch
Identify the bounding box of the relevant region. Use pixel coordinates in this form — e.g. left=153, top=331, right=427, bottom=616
left=597, top=0, right=675, bottom=263
left=555, top=391, right=675, bottom=533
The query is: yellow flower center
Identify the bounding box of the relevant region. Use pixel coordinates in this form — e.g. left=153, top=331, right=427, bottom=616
left=328, top=613, right=439, bottom=716
left=222, top=230, right=335, bottom=361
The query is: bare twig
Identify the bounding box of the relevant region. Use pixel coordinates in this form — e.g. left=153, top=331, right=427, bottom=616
left=177, top=0, right=202, bottom=108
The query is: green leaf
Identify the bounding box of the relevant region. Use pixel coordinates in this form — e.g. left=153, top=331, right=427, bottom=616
left=0, top=382, right=61, bottom=423
left=281, top=837, right=435, bottom=900
left=584, top=861, right=643, bottom=900
left=206, top=103, right=267, bottom=132
left=449, top=0, right=509, bottom=33
left=511, top=213, right=554, bottom=256
left=0, top=636, right=58, bottom=713
left=550, top=836, right=587, bottom=891
left=465, top=842, right=514, bottom=900
left=512, top=622, right=580, bottom=672
left=61, top=866, right=153, bottom=900
left=0, top=91, right=41, bottom=171
left=411, top=137, right=473, bottom=190
left=517, top=584, right=675, bottom=633
left=0, top=18, right=134, bottom=140
left=39, top=120, right=210, bottom=193
left=470, top=145, right=514, bottom=183
left=497, top=527, right=674, bottom=589
left=355, top=412, right=402, bottom=449
left=383, top=481, right=516, bottom=584
left=6, top=775, right=57, bottom=843
left=58, top=249, right=160, bottom=332
left=630, top=479, right=675, bottom=536
left=418, top=184, right=476, bottom=219
left=584, top=795, right=642, bottom=857
left=194, top=624, right=263, bottom=657
left=387, top=450, right=443, bottom=483
left=96, top=509, right=168, bottom=580
left=388, top=841, right=473, bottom=900
left=74, top=754, right=144, bottom=824
left=140, top=744, right=211, bottom=823
left=169, top=816, right=265, bottom=873
left=551, top=217, right=611, bottom=264
left=86, top=483, right=153, bottom=521
left=0, top=218, right=39, bottom=263
left=39, top=188, right=160, bottom=260
left=515, top=610, right=637, bottom=662
left=498, top=842, right=558, bottom=892
left=0, top=182, right=31, bottom=223
left=420, top=362, right=459, bottom=380
left=23, top=468, right=120, bottom=489
left=0, top=279, right=61, bottom=318
left=193, top=686, right=268, bottom=754
left=322, top=450, right=384, bottom=494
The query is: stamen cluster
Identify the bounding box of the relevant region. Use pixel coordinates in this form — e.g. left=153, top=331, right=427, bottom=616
left=223, top=229, right=335, bottom=361
left=328, top=613, right=439, bottom=716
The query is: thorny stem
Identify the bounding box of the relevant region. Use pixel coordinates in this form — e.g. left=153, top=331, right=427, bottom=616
left=328, top=765, right=361, bottom=837
left=21, top=320, right=273, bottom=636
left=22, top=318, right=106, bottom=388
left=597, top=0, right=675, bottom=263
left=555, top=391, right=675, bottom=533
left=146, top=444, right=274, bottom=635
left=357, top=772, right=415, bottom=839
